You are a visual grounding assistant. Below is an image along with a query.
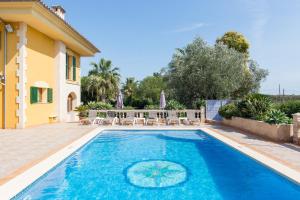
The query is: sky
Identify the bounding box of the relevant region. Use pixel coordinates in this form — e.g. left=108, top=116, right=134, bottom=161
left=44, top=0, right=300, bottom=95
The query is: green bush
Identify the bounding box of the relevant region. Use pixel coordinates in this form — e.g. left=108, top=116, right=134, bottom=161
left=145, top=105, right=160, bottom=110
left=123, top=106, right=134, bottom=110
left=192, top=99, right=206, bottom=109
left=218, top=103, right=239, bottom=119
left=260, top=109, right=292, bottom=125
left=166, top=100, right=186, bottom=110
left=87, top=101, right=113, bottom=110
left=276, top=100, right=300, bottom=118
left=75, top=105, right=89, bottom=118
left=237, top=93, right=272, bottom=119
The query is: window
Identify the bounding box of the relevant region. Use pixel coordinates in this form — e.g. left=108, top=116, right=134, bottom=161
left=72, top=56, right=76, bottom=81
left=66, top=52, right=77, bottom=81
left=30, top=87, right=53, bottom=104
left=66, top=53, right=69, bottom=79
left=38, top=88, right=43, bottom=103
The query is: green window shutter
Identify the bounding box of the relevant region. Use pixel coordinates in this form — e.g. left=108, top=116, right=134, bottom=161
left=30, top=87, right=38, bottom=104
left=72, top=56, right=76, bottom=81
left=66, top=53, right=69, bottom=79
left=47, top=88, right=53, bottom=103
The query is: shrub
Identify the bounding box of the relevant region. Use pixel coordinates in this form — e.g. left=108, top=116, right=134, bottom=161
left=75, top=105, right=89, bottom=118
left=166, top=100, right=186, bottom=110
left=123, top=106, right=134, bottom=110
left=192, top=99, right=206, bottom=109
left=237, top=93, right=272, bottom=119
left=145, top=105, right=160, bottom=110
left=218, top=103, right=239, bottom=119
left=260, top=109, right=292, bottom=125
left=87, top=101, right=113, bottom=110
left=276, top=100, right=300, bottom=118
left=130, top=98, right=152, bottom=109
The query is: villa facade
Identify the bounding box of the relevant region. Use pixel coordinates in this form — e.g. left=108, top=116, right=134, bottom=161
left=0, top=0, right=99, bottom=128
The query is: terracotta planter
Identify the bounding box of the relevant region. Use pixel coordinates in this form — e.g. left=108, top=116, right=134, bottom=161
left=222, top=117, right=292, bottom=143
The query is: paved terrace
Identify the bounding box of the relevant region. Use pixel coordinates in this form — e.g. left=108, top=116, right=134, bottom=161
left=0, top=123, right=95, bottom=185
left=0, top=123, right=300, bottom=185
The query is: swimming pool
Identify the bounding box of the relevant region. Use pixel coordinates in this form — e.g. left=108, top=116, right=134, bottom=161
left=15, top=130, right=300, bottom=199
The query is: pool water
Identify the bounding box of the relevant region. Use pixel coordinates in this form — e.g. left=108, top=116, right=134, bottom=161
left=16, top=130, right=300, bottom=200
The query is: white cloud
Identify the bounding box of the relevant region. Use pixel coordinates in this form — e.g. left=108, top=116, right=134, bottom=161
left=167, top=23, right=206, bottom=33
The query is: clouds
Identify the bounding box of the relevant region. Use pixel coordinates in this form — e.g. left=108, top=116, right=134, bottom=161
left=166, top=23, right=206, bottom=33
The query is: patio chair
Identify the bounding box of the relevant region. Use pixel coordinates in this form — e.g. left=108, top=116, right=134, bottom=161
left=146, top=111, right=159, bottom=125
left=167, top=111, right=180, bottom=125
left=183, top=111, right=200, bottom=125
left=120, top=112, right=136, bottom=125
left=88, top=110, right=104, bottom=125
left=102, top=111, right=118, bottom=125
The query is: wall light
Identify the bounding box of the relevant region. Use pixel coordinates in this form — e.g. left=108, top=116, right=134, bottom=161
left=5, top=24, right=13, bottom=33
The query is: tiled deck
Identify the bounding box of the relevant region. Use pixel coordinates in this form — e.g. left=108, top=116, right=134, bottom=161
left=0, top=123, right=95, bottom=184
left=0, top=123, right=300, bottom=186
left=206, top=125, right=300, bottom=172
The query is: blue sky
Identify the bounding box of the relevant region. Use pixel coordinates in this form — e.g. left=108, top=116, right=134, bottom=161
left=45, top=0, right=300, bottom=94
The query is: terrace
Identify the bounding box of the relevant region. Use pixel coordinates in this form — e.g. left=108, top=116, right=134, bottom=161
left=1, top=121, right=300, bottom=186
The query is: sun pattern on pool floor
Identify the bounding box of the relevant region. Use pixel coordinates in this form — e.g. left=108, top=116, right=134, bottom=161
left=126, top=160, right=188, bottom=188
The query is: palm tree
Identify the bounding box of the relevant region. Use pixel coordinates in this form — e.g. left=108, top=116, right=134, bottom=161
left=122, top=77, right=138, bottom=106
left=86, top=58, right=121, bottom=102
left=82, top=75, right=106, bottom=102
left=89, top=58, right=120, bottom=79
left=123, top=78, right=138, bottom=98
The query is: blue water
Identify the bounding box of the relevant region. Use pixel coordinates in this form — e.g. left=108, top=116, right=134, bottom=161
left=16, top=130, right=300, bottom=200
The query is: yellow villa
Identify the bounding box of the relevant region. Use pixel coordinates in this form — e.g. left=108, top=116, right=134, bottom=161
left=0, top=0, right=99, bottom=129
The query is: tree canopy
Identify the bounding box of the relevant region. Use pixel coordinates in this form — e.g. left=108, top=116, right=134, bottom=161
left=216, top=31, right=250, bottom=56
left=81, top=58, right=120, bottom=104
left=165, top=37, right=268, bottom=105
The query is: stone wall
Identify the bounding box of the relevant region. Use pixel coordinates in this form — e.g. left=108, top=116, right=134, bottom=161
left=293, top=113, right=300, bottom=145
left=222, top=117, right=292, bottom=143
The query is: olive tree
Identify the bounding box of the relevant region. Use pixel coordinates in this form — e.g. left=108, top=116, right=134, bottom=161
left=165, top=37, right=268, bottom=106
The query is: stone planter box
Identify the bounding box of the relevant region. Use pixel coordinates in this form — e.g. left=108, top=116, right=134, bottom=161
left=222, top=117, right=292, bottom=143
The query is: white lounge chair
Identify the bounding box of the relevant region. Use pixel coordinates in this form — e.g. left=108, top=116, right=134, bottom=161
left=167, top=111, right=180, bottom=125
left=120, top=112, right=136, bottom=125
left=146, top=112, right=159, bottom=125
left=88, top=110, right=104, bottom=125
left=184, top=111, right=200, bottom=125
left=102, top=111, right=118, bottom=125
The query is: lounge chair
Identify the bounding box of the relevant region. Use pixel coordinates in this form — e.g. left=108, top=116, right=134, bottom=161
left=102, top=111, right=118, bottom=125
left=146, top=111, right=159, bottom=125
left=184, top=111, right=201, bottom=125
left=167, top=111, right=180, bottom=125
left=120, top=112, right=136, bottom=125
left=88, top=110, right=104, bottom=125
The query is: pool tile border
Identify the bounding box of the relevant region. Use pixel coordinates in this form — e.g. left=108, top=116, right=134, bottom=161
left=0, top=126, right=300, bottom=199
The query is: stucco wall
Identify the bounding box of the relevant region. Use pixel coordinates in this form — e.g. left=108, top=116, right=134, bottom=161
left=2, top=23, right=19, bottom=128
left=223, top=117, right=292, bottom=143
left=25, top=25, right=56, bottom=127
left=55, top=43, right=81, bottom=123
left=0, top=24, right=4, bottom=128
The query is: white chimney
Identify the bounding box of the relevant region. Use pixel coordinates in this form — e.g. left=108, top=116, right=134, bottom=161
left=52, top=5, right=66, bottom=20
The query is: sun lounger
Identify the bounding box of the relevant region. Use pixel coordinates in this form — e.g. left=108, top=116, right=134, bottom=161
left=167, top=111, right=180, bottom=125
left=102, top=111, right=118, bottom=125
left=120, top=112, right=136, bottom=125
left=146, top=111, right=159, bottom=125
left=184, top=111, right=201, bottom=125
left=88, top=110, right=104, bottom=125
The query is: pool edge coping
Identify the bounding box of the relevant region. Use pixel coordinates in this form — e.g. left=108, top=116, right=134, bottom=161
left=0, top=126, right=300, bottom=199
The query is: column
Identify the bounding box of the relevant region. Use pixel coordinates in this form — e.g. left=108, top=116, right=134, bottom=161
left=293, top=113, right=300, bottom=145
